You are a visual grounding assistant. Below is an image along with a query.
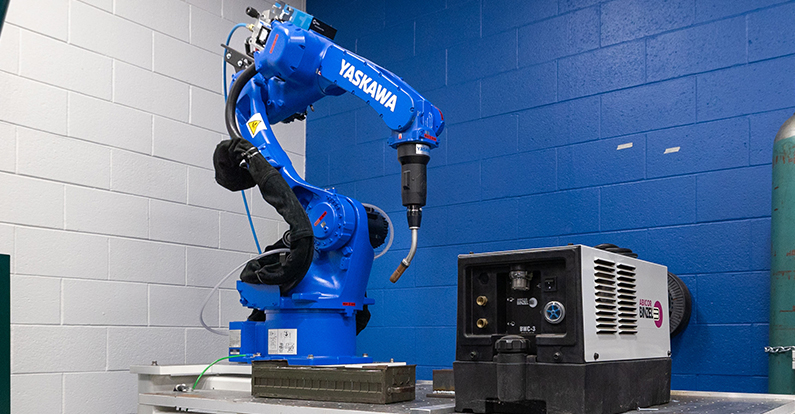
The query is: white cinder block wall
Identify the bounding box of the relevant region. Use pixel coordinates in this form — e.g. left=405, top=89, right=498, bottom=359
left=0, top=0, right=306, bottom=412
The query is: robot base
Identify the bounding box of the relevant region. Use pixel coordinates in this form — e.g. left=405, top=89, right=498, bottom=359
left=228, top=310, right=373, bottom=366
left=454, top=358, right=671, bottom=414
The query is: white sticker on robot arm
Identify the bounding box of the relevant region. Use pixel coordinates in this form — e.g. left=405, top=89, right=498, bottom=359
left=246, top=113, right=268, bottom=137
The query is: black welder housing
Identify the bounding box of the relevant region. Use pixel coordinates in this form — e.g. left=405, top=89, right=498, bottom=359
left=454, top=246, right=671, bottom=414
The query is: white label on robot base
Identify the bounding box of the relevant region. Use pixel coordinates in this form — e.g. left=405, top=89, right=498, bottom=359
left=230, top=329, right=241, bottom=348
left=339, top=59, right=397, bottom=112
left=268, top=329, right=298, bottom=355
left=246, top=113, right=268, bottom=137
left=416, top=144, right=430, bottom=156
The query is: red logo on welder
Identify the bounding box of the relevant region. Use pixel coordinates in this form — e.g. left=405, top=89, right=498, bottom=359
left=654, top=301, right=663, bottom=328
left=639, top=298, right=663, bottom=328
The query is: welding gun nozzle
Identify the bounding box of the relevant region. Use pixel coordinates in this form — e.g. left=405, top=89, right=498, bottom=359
left=390, top=260, right=409, bottom=283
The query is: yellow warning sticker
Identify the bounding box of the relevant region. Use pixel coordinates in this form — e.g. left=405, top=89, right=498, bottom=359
left=245, top=113, right=267, bottom=137
left=247, top=120, right=260, bottom=135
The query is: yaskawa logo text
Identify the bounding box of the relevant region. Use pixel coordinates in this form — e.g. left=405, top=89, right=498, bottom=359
left=339, top=59, right=397, bottom=112
left=639, top=298, right=663, bottom=328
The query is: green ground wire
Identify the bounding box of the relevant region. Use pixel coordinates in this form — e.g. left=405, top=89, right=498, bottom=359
left=192, top=354, right=252, bottom=391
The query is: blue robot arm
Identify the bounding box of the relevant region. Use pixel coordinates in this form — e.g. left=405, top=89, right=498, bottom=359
left=219, top=2, right=444, bottom=364
left=254, top=21, right=444, bottom=147
left=230, top=2, right=444, bottom=279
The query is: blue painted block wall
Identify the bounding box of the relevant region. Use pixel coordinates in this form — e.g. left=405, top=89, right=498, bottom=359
left=304, top=0, right=795, bottom=391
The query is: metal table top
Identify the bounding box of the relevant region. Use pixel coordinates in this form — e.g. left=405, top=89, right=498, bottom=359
left=139, top=382, right=455, bottom=414
left=134, top=364, right=795, bottom=414
left=652, top=391, right=795, bottom=414
left=138, top=384, right=795, bottom=414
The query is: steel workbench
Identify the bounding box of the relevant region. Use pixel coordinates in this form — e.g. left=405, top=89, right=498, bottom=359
left=132, top=364, right=795, bottom=414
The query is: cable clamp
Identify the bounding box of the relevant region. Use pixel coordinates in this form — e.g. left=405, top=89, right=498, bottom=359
left=239, top=147, right=260, bottom=168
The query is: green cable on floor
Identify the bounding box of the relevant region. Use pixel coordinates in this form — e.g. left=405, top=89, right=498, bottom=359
left=192, top=354, right=253, bottom=391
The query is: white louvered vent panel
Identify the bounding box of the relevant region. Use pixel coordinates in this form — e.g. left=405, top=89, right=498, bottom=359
left=594, top=258, right=617, bottom=334
left=616, top=263, right=638, bottom=335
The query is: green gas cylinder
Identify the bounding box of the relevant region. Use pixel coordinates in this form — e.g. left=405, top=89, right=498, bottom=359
left=770, top=112, right=795, bottom=394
